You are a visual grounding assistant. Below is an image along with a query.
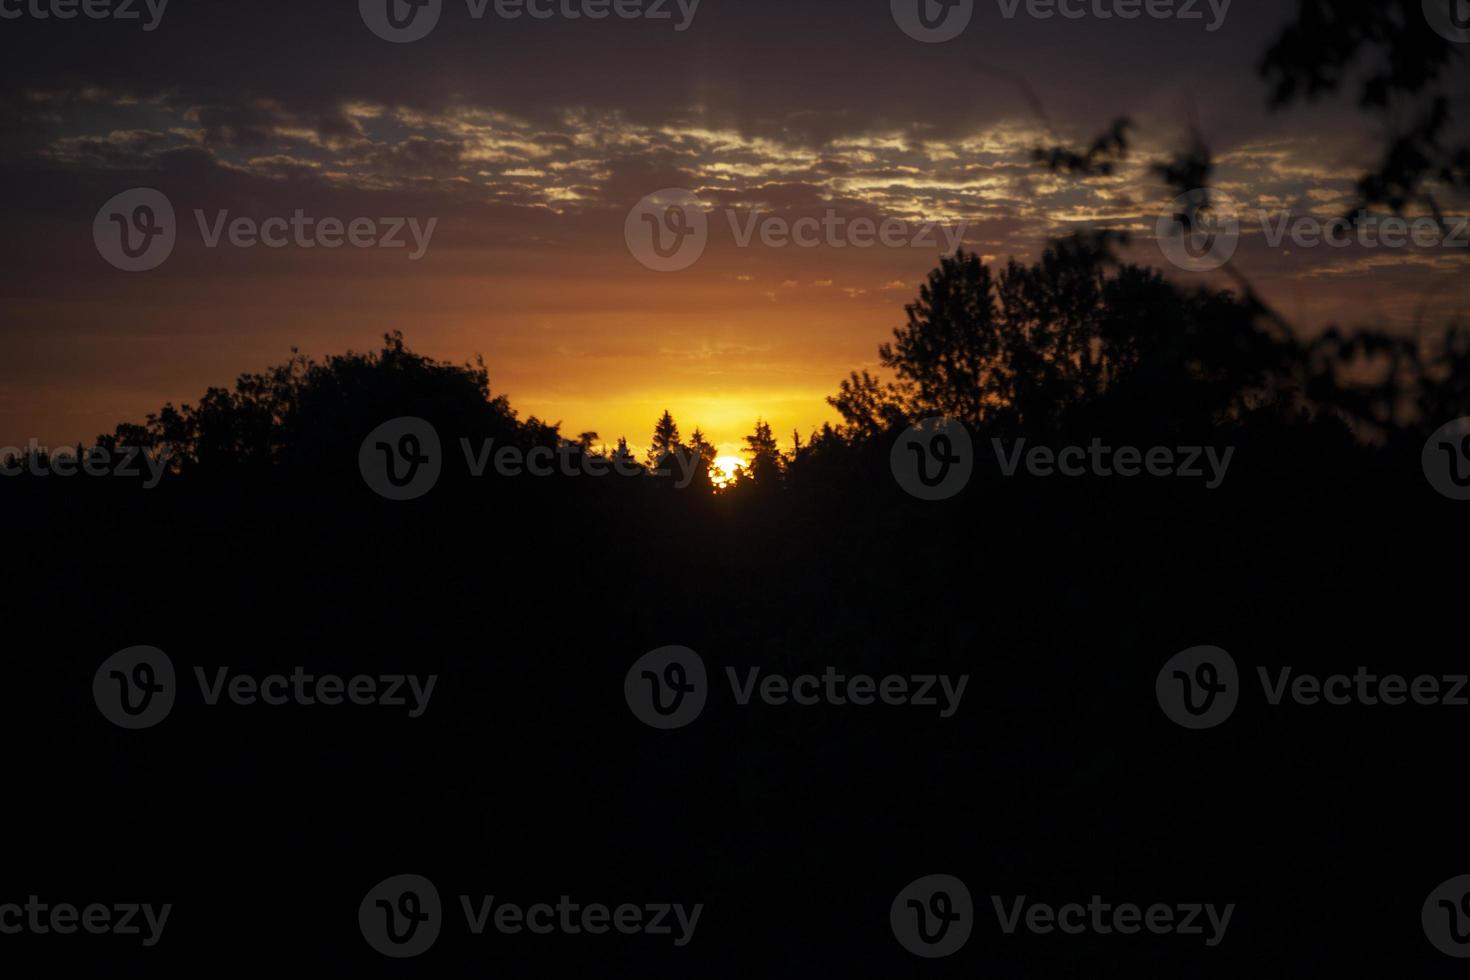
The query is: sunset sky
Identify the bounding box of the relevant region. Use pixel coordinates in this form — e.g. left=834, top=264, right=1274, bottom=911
left=3, top=1, right=1467, bottom=455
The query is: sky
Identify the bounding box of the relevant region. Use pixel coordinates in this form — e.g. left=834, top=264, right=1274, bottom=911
left=2, top=0, right=1468, bottom=455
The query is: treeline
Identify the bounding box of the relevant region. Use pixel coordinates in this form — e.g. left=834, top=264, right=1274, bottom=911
left=6, top=234, right=1447, bottom=494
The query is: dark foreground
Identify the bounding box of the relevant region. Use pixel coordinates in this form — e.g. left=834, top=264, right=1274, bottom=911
left=3, top=419, right=1464, bottom=977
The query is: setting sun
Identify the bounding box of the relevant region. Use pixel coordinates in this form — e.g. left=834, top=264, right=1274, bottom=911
left=711, top=455, right=745, bottom=489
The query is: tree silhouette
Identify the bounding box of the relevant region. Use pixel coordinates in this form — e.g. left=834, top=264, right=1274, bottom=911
left=742, top=419, right=782, bottom=486
left=827, top=370, right=909, bottom=442
left=687, top=427, right=717, bottom=471
left=831, top=242, right=1291, bottom=442
left=104, top=332, right=552, bottom=476
left=648, top=410, right=682, bottom=467
left=612, top=437, right=638, bottom=468
left=1023, top=2, right=1469, bottom=445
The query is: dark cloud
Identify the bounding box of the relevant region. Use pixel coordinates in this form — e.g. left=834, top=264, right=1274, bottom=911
left=2, top=0, right=1301, bottom=145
